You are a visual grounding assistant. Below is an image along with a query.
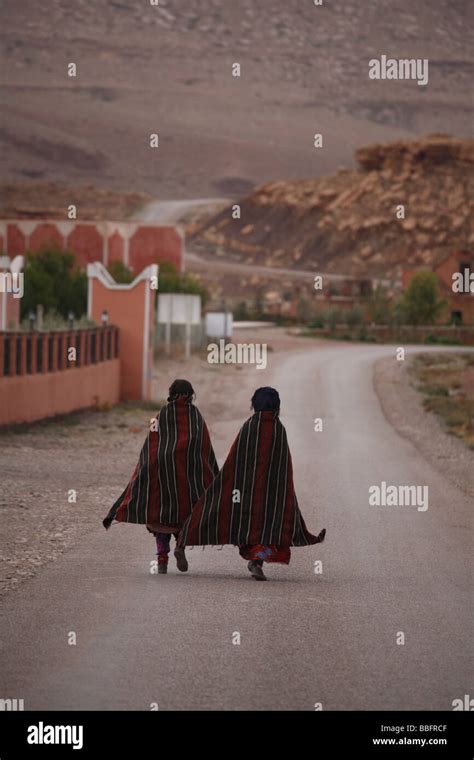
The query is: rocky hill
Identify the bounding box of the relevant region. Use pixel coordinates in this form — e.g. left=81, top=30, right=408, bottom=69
left=189, top=135, right=474, bottom=278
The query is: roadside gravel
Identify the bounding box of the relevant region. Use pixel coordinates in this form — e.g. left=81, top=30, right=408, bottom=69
left=374, top=354, right=474, bottom=499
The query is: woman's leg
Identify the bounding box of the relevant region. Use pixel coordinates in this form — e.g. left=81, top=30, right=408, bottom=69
left=173, top=533, right=189, bottom=573
left=155, top=533, right=171, bottom=574
left=240, top=545, right=292, bottom=581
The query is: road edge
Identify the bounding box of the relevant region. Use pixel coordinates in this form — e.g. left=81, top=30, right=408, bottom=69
left=373, top=354, right=474, bottom=498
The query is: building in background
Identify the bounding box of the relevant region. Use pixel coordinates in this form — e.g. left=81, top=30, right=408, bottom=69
left=403, top=250, right=474, bottom=325
left=0, top=220, right=184, bottom=274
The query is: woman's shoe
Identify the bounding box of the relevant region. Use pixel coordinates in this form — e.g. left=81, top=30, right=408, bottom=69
left=174, top=547, right=189, bottom=573
left=248, top=560, right=267, bottom=581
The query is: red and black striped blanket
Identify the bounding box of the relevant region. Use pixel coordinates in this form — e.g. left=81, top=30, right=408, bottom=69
left=178, top=410, right=321, bottom=548
left=103, top=399, right=218, bottom=530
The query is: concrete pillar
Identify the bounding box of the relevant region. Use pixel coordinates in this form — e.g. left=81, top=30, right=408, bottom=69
left=87, top=262, right=158, bottom=401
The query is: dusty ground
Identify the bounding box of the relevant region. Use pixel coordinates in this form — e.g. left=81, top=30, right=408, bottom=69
left=1, top=1, right=472, bottom=198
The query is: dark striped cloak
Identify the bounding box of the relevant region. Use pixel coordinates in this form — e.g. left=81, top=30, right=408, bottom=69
left=178, top=411, right=320, bottom=548
left=103, top=399, right=218, bottom=530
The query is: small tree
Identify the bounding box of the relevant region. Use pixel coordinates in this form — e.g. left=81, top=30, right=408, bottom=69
left=307, top=313, right=325, bottom=329
left=108, top=260, right=134, bottom=284
left=234, top=302, right=249, bottom=321
left=254, top=288, right=265, bottom=319
left=367, top=285, right=393, bottom=325
left=398, top=272, right=446, bottom=326
left=158, top=262, right=208, bottom=306
left=21, top=246, right=87, bottom=320
left=345, top=306, right=364, bottom=327
left=296, top=297, right=311, bottom=323
left=325, top=307, right=340, bottom=331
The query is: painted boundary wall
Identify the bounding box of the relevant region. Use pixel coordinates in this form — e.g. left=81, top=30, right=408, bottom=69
left=0, top=327, right=120, bottom=426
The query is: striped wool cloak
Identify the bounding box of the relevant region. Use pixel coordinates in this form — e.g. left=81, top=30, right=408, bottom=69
left=178, top=410, right=321, bottom=549
left=103, top=399, right=218, bottom=530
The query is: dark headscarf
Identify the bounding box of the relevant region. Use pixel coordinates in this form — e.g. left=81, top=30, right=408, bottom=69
left=251, top=387, right=280, bottom=414
left=168, top=379, right=195, bottom=403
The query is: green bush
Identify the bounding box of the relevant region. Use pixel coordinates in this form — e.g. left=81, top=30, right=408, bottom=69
left=158, top=262, right=208, bottom=306
left=296, top=298, right=311, bottom=323
left=324, top=308, right=340, bottom=331
left=21, top=246, right=87, bottom=320
left=397, top=272, right=446, bottom=325
left=366, top=286, right=393, bottom=325
left=108, top=260, right=134, bottom=284
left=234, top=302, right=249, bottom=321
left=425, top=333, right=462, bottom=346
left=307, top=316, right=325, bottom=329
left=345, top=306, right=364, bottom=327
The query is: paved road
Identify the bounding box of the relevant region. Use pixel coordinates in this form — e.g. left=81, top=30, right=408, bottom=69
left=134, top=198, right=392, bottom=285
left=133, top=198, right=319, bottom=280
left=0, top=343, right=471, bottom=710
left=133, top=199, right=228, bottom=224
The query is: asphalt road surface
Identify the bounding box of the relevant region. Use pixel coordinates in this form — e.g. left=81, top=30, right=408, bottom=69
left=135, top=199, right=392, bottom=286
left=134, top=199, right=228, bottom=224
left=0, top=343, right=471, bottom=710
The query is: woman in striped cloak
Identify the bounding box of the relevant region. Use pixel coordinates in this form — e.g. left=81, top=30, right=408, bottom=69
left=178, top=387, right=326, bottom=581
left=103, top=380, right=219, bottom=574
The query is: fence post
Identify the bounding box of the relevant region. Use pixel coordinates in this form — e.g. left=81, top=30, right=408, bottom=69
left=8, top=333, right=16, bottom=377
left=19, top=334, right=27, bottom=375
left=77, top=330, right=83, bottom=367
left=51, top=332, right=58, bottom=372
left=99, top=327, right=105, bottom=362
left=41, top=334, right=48, bottom=373
left=31, top=333, right=37, bottom=375
left=65, top=331, right=74, bottom=369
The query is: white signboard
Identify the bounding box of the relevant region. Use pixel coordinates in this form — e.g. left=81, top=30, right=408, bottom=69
left=157, top=294, right=201, bottom=326
left=206, top=312, right=233, bottom=339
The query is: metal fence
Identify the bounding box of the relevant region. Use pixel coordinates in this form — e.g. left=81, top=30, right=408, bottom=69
left=0, top=327, right=119, bottom=378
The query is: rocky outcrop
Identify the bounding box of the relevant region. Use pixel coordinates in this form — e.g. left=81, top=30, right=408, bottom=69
left=190, top=135, right=474, bottom=279
left=355, top=134, right=474, bottom=172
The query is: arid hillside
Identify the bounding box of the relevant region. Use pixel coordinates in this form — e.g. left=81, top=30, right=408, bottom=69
left=1, top=0, right=472, bottom=199
left=190, top=135, right=474, bottom=279
left=0, top=181, right=150, bottom=220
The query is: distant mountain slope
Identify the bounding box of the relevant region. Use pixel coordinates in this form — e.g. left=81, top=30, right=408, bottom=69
left=190, top=135, right=474, bottom=278
left=0, top=1, right=472, bottom=198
